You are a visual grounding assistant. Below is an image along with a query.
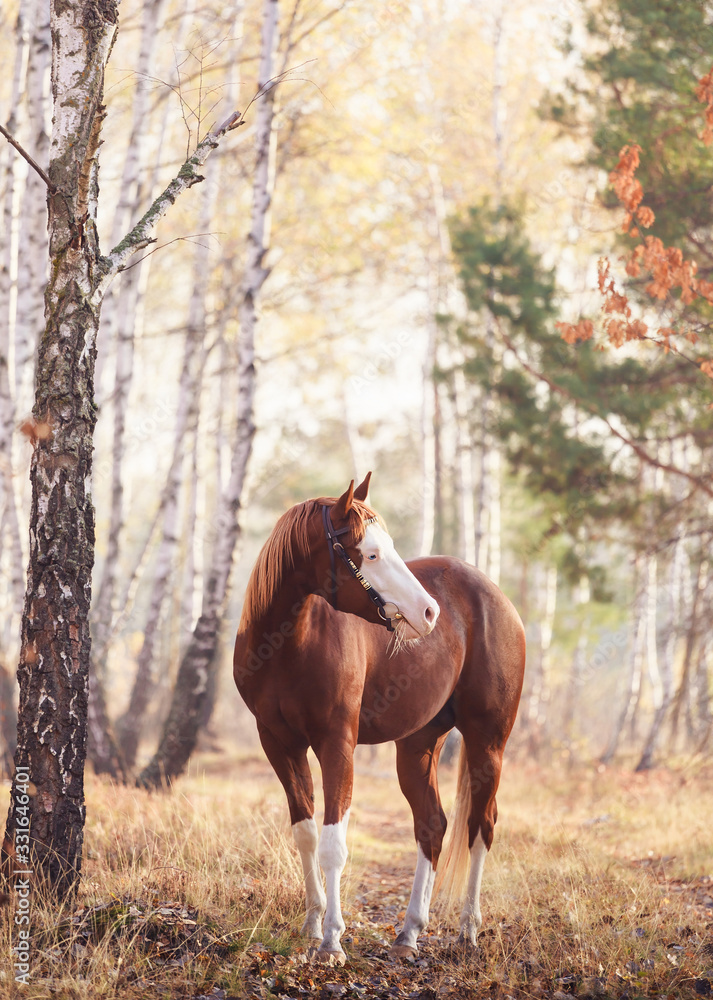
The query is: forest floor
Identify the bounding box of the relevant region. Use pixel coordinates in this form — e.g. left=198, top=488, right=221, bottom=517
left=1, top=748, right=713, bottom=999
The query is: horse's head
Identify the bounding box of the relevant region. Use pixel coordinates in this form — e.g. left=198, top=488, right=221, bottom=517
left=320, top=473, right=440, bottom=640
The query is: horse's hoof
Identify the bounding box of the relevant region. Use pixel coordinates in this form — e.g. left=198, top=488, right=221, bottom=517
left=389, top=943, right=418, bottom=961
left=315, top=948, right=347, bottom=966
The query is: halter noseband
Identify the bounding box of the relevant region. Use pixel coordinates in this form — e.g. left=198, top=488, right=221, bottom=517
left=321, top=504, right=401, bottom=632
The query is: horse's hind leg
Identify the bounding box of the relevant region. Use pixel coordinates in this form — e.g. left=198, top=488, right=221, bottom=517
left=257, top=723, right=326, bottom=940
left=456, top=720, right=504, bottom=946
left=392, top=726, right=449, bottom=958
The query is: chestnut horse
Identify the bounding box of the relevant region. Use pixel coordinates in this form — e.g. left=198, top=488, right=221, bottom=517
left=234, top=473, right=525, bottom=961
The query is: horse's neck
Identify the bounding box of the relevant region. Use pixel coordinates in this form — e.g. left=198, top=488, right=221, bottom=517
left=253, top=579, right=308, bottom=638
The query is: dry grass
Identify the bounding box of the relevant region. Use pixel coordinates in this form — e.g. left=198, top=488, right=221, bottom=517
left=0, top=751, right=712, bottom=998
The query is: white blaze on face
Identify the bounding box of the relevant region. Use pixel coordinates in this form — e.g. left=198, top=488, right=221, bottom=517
left=357, top=522, right=440, bottom=638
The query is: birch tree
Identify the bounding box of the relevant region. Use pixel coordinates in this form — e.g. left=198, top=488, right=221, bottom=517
left=116, top=176, right=214, bottom=769
left=1, top=0, right=245, bottom=892
left=0, top=0, right=32, bottom=654
left=13, top=0, right=51, bottom=420
left=138, top=0, right=279, bottom=790
left=138, top=0, right=279, bottom=788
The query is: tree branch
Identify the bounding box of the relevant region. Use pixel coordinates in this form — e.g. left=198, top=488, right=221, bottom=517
left=494, top=320, right=713, bottom=500
left=0, top=122, right=54, bottom=192
left=94, top=109, right=245, bottom=299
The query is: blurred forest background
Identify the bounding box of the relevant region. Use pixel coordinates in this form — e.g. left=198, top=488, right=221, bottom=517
left=1, top=0, right=712, bottom=780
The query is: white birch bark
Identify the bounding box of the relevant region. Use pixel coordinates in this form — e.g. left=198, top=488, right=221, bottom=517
left=526, top=563, right=557, bottom=751
left=478, top=7, right=505, bottom=583
left=139, top=0, right=280, bottom=789
left=637, top=441, right=695, bottom=766
left=4, top=0, right=245, bottom=880
left=115, top=4, right=248, bottom=769
left=563, top=571, right=590, bottom=751
left=417, top=320, right=438, bottom=558
left=602, top=554, right=646, bottom=763
left=91, top=0, right=168, bottom=665
left=672, top=558, right=706, bottom=748
left=486, top=430, right=501, bottom=586
left=693, top=563, right=711, bottom=736
left=13, top=0, right=51, bottom=419
left=636, top=508, right=681, bottom=770
left=645, top=552, right=661, bottom=711
left=0, top=0, right=31, bottom=645
left=0, top=0, right=29, bottom=349
left=418, top=164, right=450, bottom=558
left=116, top=172, right=215, bottom=769
left=5, top=0, right=119, bottom=895
left=180, top=420, right=202, bottom=653
left=453, top=366, right=476, bottom=565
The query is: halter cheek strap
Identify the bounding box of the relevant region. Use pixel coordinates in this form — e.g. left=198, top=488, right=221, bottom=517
left=321, top=504, right=398, bottom=632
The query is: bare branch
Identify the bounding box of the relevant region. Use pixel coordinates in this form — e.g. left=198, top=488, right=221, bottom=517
left=118, top=231, right=223, bottom=272
left=494, top=320, right=713, bottom=500
left=0, top=122, right=54, bottom=192
left=95, top=109, right=244, bottom=299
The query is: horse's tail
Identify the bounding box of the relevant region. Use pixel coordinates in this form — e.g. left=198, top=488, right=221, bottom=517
left=434, top=738, right=471, bottom=908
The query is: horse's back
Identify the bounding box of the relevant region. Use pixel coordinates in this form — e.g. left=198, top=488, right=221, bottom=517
left=407, top=555, right=525, bottom=652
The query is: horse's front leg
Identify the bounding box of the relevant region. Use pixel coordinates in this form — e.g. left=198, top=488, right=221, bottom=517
left=314, top=731, right=356, bottom=962
left=256, top=724, right=326, bottom=941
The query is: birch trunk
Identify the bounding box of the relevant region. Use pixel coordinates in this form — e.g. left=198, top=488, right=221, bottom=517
left=0, top=0, right=31, bottom=647
left=636, top=546, right=678, bottom=770
left=0, top=660, right=16, bottom=774
left=487, top=433, right=501, bottom=586
left=180, top=419, right=202, bottom=655
left=474, top=8, right=505, bottom=581
left=670, top=559, right=704, bottom=750
left=417, top=337, right=437, bottom=558
left=526, top=563, right=557, bottom=754
left=138, top=0, right=280, bottom=789
left=0, top=333, right=25, bottom=648
left=418, top=164, right=449, bottom=558
left=4, top=0, right=119, bottom=895
left=432, top=379, right=445, bottom=555
left=563, top=572, right=590, bottom=753
left=601, top=555, right=646, bottom=764
left=87, top=0, right=168, bottom=778
left=91, top=0, right=167, bottom=663
left=13, top=0, right=51, bottom=419
left=116, top=174, right=214, bottom=770
left=692, top=564, right=710, bottom=738
left=452, top=367, right=475, bottom=565
left=3, top=6, right=243, bottom=890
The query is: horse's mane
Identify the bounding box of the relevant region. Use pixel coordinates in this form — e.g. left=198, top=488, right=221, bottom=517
left=238, top=496, right=383, bottom=631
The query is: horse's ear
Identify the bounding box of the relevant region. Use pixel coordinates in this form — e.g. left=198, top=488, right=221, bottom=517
left=353, top=471, right=372, bottom=502
left=333, top=480, right=355, bottom=520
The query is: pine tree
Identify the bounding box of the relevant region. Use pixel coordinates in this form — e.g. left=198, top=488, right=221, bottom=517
left=445, top=201, right=676, bottom=580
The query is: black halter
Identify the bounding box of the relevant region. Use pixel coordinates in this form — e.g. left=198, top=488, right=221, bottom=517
left=320, top=504, right=400, bottom=632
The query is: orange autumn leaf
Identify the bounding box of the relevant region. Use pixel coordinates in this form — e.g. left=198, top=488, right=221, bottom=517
left=556, top=319, right=594, bottom=344
left=636, top=205, right=655, bottom=229
left=609, top=145, right=643, bottom=223
left=560, top=111, right=712, bottom=377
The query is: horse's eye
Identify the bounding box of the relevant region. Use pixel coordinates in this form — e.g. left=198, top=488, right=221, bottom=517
left=367, top=554, right=377, bottom=561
